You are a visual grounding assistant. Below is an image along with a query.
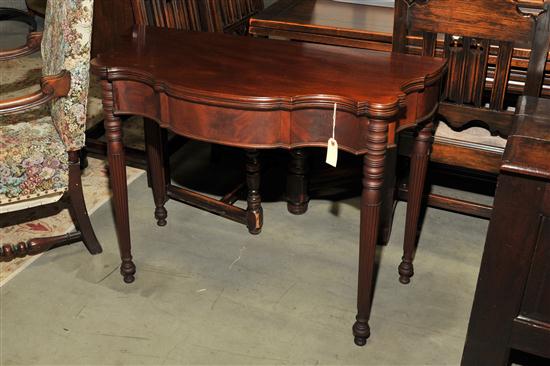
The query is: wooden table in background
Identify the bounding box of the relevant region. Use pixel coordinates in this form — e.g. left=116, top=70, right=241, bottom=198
left=250, top=0, right=394, bottom=51
left=92, top=26, right=446, bottom=346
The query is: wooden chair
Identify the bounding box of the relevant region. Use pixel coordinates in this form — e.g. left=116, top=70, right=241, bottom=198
left=392, top=0, right=550, bottom=284
left=0, top=0, right=102, bottom=260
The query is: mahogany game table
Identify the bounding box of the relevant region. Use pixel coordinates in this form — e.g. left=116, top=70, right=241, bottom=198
left=91, top=26, right=446, bottom=345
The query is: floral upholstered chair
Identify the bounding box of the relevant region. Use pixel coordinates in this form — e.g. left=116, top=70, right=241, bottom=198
left=0, top=0, right=102, bottom=260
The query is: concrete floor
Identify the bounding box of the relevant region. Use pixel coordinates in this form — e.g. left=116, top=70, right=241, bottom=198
left=0, top=142, right=489, bottom=365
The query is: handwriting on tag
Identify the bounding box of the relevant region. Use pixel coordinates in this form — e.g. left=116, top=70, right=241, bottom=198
left=326, top=137, right=338, bottom=167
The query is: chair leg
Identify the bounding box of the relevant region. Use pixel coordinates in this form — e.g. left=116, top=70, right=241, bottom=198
left=80, top=147, right=89, bottom=170
left=398, top=121, right=434, bottom=284
left=286, top=148, right=309, bottom=215
left=1, top=232, right=83, bottom=261
left=245, top=149, right=263, bottom=234
left=67, top=150, right=102, bottom=255
left=144, top=118, right=169, bottom=226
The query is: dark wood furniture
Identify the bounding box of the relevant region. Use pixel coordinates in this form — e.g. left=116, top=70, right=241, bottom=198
left=462, top=96, right=550, bottom=365
left=86, top=0, right=265, bottom=167
left=393, top=0, right=550, bottom=284
left=250, top=0, right=394, bottom=51
left=91, top=26, right=446, bottom=346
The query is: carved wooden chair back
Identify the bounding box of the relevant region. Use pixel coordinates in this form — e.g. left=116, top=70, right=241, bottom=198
left=131, top=0, right=264, bottom=33
left=131, top=0, right=203, bottom=31
left=393, top=0, right=550, bottom=136
left=201, top=0, right=265, bottom=33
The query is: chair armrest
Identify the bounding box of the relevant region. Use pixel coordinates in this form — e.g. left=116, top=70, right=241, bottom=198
left=0, top=71, right=71, bottom=115
left=0, top=32, right=42, bottom=61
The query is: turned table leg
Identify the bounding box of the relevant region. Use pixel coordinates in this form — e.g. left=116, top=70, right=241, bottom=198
left=246, top=149, right=263, bottom=234
left=286, top=148, right=309, bottom=215
left=353, top=117, right=388, bottom=346
left=144, top=118, right=169, bottom=226
left=399, top=121, right=434, bottom=284
left=102, top=81, right=136, bottom=283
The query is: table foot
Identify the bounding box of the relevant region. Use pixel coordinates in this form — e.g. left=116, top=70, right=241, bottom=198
left=287, top=202, right=308, bottom=215
left=398, top=259, right=413, bottom=284
left=121, top=260, right=136, bottom=283
left=352, top=319, right=370, bottom=346
left=155, top=207, right=167, bottom=226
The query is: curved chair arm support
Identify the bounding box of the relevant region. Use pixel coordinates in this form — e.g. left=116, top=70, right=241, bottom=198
left=0, top=31, right=42, bottom=61
left=0, top=71, right=71, bottom=115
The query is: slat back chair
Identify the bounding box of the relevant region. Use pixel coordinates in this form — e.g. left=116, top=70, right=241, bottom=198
left=131, top=0, right=203, bottom=31
left=393, top=0, right=550, bottom=284
left=0, top=0, right=102, bottom=261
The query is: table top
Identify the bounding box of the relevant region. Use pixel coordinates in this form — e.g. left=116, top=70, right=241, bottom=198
left=250, top=0, right=394, bottom=43
left=91, top=26, right=445, bottom=113
left=502, top=96, right=550, bottom=180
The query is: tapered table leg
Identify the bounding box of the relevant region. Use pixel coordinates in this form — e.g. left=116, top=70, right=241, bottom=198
left=353, top=116, right=388, bottom=346
left=399, top=121, right=434, bottom=284
left=102, top=81, right=136, bottom=284
left=246, top=149, right=263, bottom=234
left=286, top=148, right=309, bottom=215
left=144, top=118, right=169, bottom=226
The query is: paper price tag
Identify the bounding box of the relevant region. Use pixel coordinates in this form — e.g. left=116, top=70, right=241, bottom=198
left=326, top=103, right=338, bottom=167
left=326, top=137, right=338, bottom=167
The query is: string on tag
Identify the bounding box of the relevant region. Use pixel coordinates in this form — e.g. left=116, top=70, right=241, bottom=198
left=332, top=102, right=337, bottom=140
left=325, top=103, right=338, bottom=167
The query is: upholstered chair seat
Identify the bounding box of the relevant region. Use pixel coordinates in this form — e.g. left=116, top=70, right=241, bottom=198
left=0, top=116, right=68, bottom=212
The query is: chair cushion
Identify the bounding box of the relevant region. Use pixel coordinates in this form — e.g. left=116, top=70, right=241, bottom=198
left=0, top=116, right=68, bottom=207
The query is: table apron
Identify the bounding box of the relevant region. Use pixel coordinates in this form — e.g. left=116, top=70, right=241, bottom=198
left=110, top=80, right=439, bottom=153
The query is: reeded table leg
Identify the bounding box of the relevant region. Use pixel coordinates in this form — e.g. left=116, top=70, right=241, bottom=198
left=399, top=121, right=434, bottom=284
left=353, top=116, right=388, bottom=346
left=144, top=118, right=169, bottom=226
left=286, top=148, right=309, bottom=215
left=102, top=81, right=136, bottom=283
left=246, top=149, right=263, bottom=234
